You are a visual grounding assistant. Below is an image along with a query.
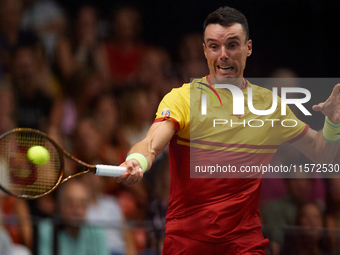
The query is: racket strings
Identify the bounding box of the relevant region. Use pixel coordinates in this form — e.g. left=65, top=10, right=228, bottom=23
left=0, top=130, right=62, bottom=198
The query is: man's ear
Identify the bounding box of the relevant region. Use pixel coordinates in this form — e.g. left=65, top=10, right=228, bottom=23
left=247, top=39, right=252, bottom=57
left=203, top=42, right=207, bottom=59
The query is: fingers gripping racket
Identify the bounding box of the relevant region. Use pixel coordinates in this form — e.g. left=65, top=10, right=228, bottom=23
left=0, top=128, right=126, bottom=199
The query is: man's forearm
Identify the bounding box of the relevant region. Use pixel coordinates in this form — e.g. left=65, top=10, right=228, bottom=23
left=126, top=120, right=176, bottom=171
left=292, top=127, right=339, bottom=164
left=313, top=129, right=340, bottom=163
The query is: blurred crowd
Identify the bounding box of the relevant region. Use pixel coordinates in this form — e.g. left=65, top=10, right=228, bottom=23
left=1, top=1, right=340, bottom=255
left=0, top=0, right=207, bottom=254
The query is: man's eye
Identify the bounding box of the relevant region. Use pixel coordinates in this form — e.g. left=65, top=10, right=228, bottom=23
left=210, top=44, right=218, bottom=50
left=229, top=43, right=238, bottom=49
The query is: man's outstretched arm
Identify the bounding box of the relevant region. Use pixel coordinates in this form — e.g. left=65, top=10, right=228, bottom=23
left=116, top=119, right=176, bottom=185
left=292, top=84, right=340, bottom=162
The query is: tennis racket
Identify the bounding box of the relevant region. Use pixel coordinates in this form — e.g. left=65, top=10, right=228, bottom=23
left=0, top=128, right=126, bottom=199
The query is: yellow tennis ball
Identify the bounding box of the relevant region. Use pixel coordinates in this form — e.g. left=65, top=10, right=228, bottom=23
left=27, top=146, right=50, bottom=165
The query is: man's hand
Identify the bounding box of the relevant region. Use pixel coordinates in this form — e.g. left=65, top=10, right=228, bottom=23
left=116, top=159, right=144, bottom=185
left=312, top=84, right=340, bottom=124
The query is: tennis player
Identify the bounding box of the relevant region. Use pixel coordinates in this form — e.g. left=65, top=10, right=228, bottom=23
left=117, top=6, right=340, bottom=255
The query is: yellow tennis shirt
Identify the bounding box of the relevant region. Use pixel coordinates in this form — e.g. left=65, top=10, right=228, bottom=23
left=154, top=76, right=308, bottom=241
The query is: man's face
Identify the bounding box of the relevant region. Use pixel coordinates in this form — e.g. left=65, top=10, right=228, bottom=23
left=203, top=23, right=252, bottom=79
left=59, top=183, right=89, bottom=226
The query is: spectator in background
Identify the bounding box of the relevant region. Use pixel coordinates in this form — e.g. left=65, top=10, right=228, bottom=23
left=105, top=6, right=148, bottom=87
left=92, top=94, right=129, bottom=162
left=5, top=43, right=62, bottom=235
left=21, top=43, right=62, bottom=244
left=0, top=232, right=12, bottom=255
left=72, top=116, right=119, bottom=167
left=261, top=177, right=313, bottom=255
left=178, top=32, right=209, bottom=82
left=34, top=42, right=63, bottom=100
left=117, top=184, right=148, bottom=227
left=35, top=42, right=64, bottom=142
left=37, top=179, right=109, bottom=255
left=89, top=93, right=132, bottom=195
left=0, top=0, right=38, bottom=75
left=55, top=5, right=109, bottom=84
left=20, top=0, right=66, bottom=62
left=0, top=192, right=33, bottom=252
left=0, top=84, right=16, bottom=134
left=9, top=44, right=62, bottom=142
left=1, top=210, right=31, bottom=255
left=0, top=211, right=13, bottom=255
left=0, top=84, right=32, bottom=254
left=133, top=47, right=179, bottom=99
left=60, top=67, right=104, bottom=138
left=31, top=195, right=56, bottom=222
left=118, top=88, right=158, bottom=148
left=117, top=184, right=151, bottom=255
left=144, top=154, right=170, bottom=255
left=324, top=178, right=340, bottom=254
left=281, top=202, right=329, bottom=255
left=82, top=173, right=126, bottom=255
left=67, top=115, right=125, bottom=192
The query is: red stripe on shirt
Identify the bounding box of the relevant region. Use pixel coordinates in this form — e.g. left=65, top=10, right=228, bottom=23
left=154, top=117, right=180, bottom=131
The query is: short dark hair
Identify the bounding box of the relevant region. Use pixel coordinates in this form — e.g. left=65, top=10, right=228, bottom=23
left=203, top=6, right=249, bottom=41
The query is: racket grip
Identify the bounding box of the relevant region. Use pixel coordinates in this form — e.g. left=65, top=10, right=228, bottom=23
left=95, top=165, right=126, bottom=177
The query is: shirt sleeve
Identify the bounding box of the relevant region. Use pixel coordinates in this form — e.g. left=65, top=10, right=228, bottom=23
left=154, top=85, right=190, bottom=133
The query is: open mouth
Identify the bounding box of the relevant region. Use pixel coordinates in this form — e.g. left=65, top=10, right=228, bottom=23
left=217, top=65, right=234, bottom=71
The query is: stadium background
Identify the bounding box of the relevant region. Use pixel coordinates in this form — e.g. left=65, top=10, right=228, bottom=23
left=1, top=0, right=340, bottom=255
left=58, top=0, right=340, bottom=77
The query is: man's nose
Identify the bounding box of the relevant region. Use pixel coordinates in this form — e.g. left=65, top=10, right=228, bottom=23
left=220, top=46, right=228, bottom=60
